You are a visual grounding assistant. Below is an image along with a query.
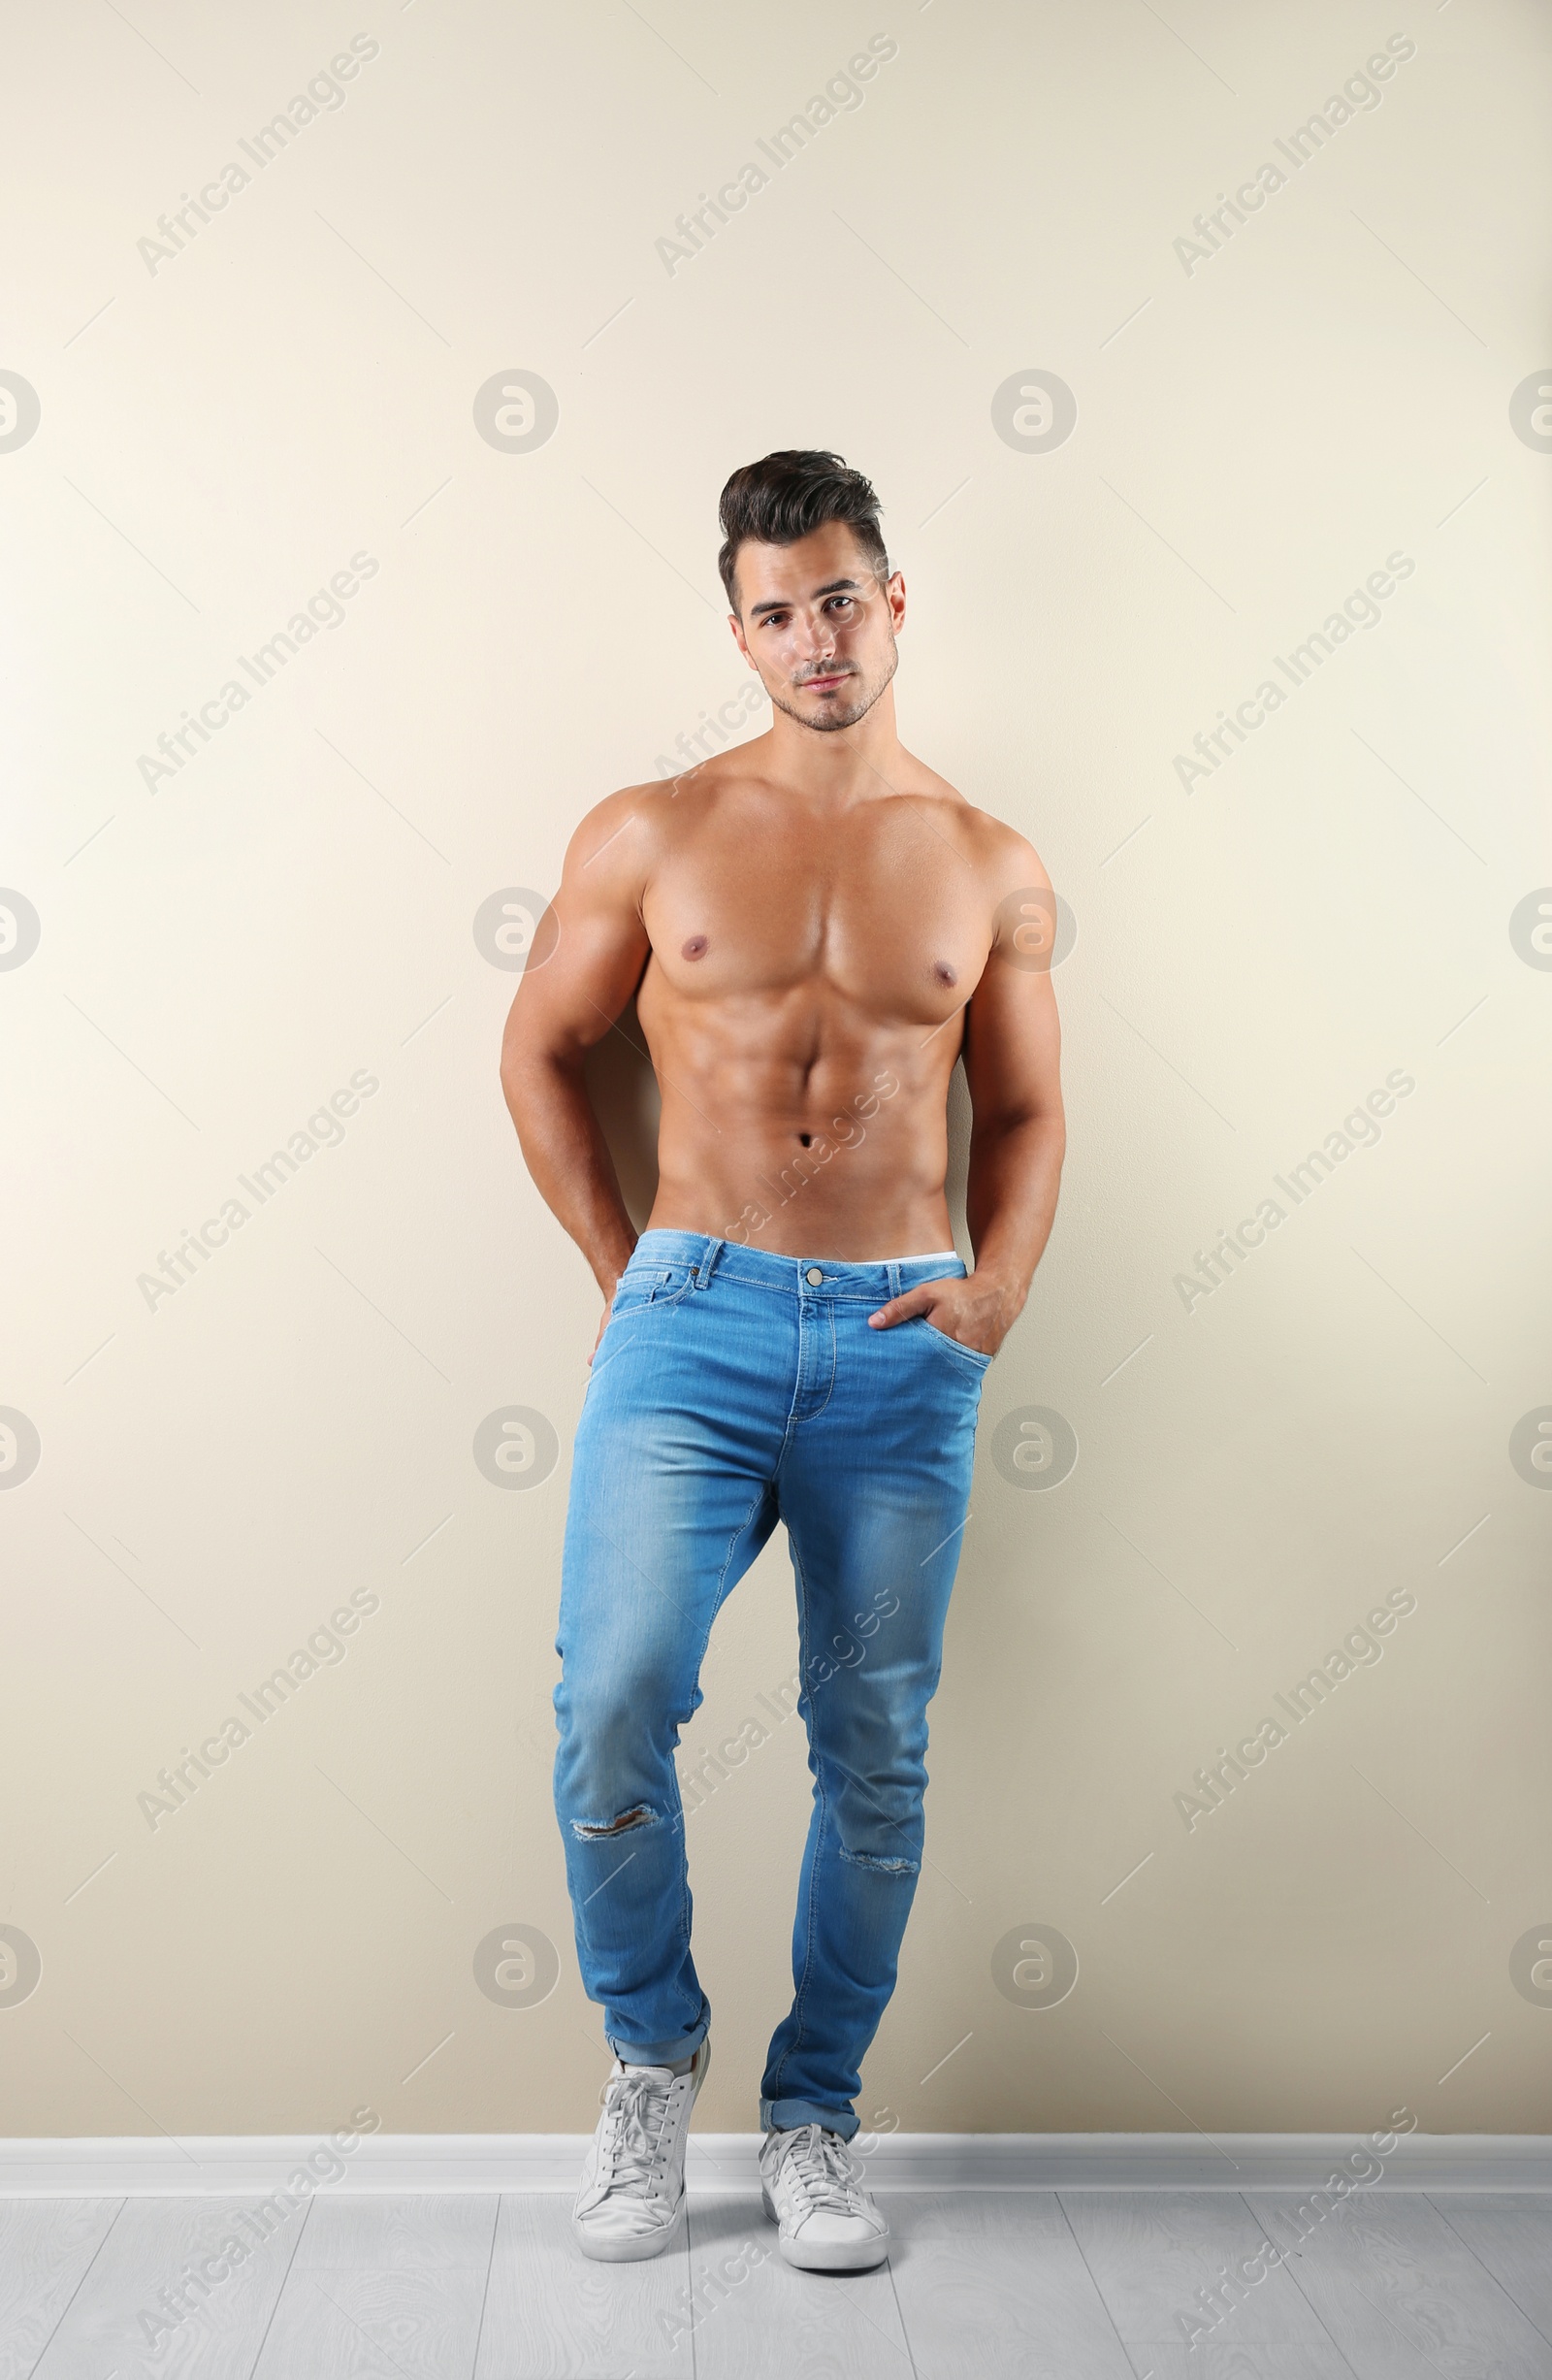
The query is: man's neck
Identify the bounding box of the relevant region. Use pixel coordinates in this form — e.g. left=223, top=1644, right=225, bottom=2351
left=758, top=696, right=908, bottom=803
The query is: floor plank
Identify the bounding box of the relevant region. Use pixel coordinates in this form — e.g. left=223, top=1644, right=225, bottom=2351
left=474, top=2191, right=694, bottom=2379
left=886, top=2189, right=1136, bottom=2379
left=0, top=2200, right=122, bottom=2380
left=13, top=2187, right=1552, bottom=2380
left=29, top=2195, right=304, bottom=2379
left=1259, top=2189, right=1551, bottom=2377
left=686, top=2188, right=912, bottom=2378
left=291, top=2191, right=499, bottom=2271
left=1425, top=2193, right=1552, bottom=2340
left=253, top=2261, right=490, bottom=2379
left=1122, top=2350, right=1359, bottom=2379
left=1059, top=2190, right=1335, bottom=2348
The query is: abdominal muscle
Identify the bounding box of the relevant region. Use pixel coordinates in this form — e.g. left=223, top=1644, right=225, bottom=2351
left=636, top=981, right=961, bottom=1259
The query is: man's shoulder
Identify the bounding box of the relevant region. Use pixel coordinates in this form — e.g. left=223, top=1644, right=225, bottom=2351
left=972, top=807, right=1051, bottom=895
left=563, top=777, right=685, bottom=878
left=897, top=763, right=1051, bottom=893
left=575, top=746, right=760, bottom=832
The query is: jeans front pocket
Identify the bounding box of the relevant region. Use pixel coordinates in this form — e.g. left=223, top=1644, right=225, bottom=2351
left=917, top=1317, right=993, bottom=1370
left=610, top=1262, right=699, bottom=1320
left=610, top=1266, right=670, bottom=1319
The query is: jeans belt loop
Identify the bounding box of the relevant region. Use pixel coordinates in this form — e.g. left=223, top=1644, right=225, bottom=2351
left=695, top=1237, right=725, bottom=1290
left=888, top=1260, right=901, bottom=1300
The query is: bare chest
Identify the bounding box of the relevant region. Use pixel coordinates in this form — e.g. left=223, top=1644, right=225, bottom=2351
left=642, top=812, right=989, bottom=1021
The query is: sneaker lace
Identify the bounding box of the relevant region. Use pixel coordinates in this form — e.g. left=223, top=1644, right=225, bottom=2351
left=597, top=2070, right=674, bottom=2194
left=781, top=2124, right=864, bottom=2216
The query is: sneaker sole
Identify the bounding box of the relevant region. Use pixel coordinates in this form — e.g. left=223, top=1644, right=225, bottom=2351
left=760, top=2184, right=890, bottom=2272
left=571, top=2038, right=711, bottom=2264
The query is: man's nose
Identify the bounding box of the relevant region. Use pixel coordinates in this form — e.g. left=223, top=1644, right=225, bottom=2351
left=793, top=607, right=837, bottom=658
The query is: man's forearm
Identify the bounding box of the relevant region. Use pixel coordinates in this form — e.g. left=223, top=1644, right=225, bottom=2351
left=964, top=1112, right=1065, bottom=1320
left=501, top=1051, right=637, bottom=1297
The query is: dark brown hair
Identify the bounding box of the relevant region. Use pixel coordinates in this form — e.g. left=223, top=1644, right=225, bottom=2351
left=717, top=450, right=889, bottom=609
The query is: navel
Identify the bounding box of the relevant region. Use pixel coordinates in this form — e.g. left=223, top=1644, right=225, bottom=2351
left=682, top=934, right=709, bottom=961
left=933, top=960, right=958, bottom=987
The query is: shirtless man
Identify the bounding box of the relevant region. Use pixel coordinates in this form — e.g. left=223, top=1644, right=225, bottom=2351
left=501, top=450, right=1064, bottom=2272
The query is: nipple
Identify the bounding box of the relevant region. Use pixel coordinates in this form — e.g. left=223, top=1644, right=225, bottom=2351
left=682, top=934, right=709, bottom=961
left=933, top=960, right=958, bottom=986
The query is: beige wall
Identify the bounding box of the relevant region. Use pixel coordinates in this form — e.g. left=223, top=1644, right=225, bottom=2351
left=3, top=0, right=1550, bottom=2144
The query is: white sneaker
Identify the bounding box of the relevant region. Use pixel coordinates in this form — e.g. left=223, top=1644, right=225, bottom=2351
left=570, top=2038, right=710, bottom=2262
left=759, top=2122, right=890, bottom=2271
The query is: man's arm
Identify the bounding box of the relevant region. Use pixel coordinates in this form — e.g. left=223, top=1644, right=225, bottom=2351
left=499, top=789, right=657, bottom=1327
left=870, top=836, right=1066, bottom=1355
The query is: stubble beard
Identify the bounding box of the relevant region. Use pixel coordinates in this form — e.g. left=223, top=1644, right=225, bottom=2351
left=768, top=641, right=898, bottom=735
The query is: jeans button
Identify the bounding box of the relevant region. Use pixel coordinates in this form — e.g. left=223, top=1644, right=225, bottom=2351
left=805, top=1267, right=824, bottom=1286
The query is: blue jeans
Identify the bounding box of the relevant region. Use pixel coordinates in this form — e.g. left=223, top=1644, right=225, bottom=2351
left=552, top=1228, right=989, bottom=2138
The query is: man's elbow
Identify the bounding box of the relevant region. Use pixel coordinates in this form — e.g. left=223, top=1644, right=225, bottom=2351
left=1027, top=1109, right=1066, bottom=1179
left=500, top=1037, right=578, bottom=1106
left=974, top=1099, right=1064, bottom=1146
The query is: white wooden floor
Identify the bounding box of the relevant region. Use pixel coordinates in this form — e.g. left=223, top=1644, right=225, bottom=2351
left=4, top=2187, right=1550, bottom=2377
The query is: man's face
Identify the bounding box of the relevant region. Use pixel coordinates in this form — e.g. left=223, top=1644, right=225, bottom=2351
left=729, top=521, right=905, bottom=734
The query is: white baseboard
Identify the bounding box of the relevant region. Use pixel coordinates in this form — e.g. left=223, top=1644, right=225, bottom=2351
left=2, top=2133, right=1550, bottom=2196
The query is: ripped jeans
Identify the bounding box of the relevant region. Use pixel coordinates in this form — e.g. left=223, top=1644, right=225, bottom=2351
left=552, top=1229, right=988, bottom=2137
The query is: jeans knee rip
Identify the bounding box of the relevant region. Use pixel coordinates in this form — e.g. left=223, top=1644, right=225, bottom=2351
left=839, top=1845, right=919, bottom=1875
left=571, top=1804, right=659, bottom=1840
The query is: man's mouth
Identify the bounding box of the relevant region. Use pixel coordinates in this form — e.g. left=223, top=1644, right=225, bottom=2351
left=798, top=670, right=851, bottom=693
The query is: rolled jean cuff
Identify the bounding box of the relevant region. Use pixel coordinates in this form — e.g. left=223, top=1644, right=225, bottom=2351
left=607, top=2004, right=710, bottom=2070
left=760, top=2094, right=859, bottom=2140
